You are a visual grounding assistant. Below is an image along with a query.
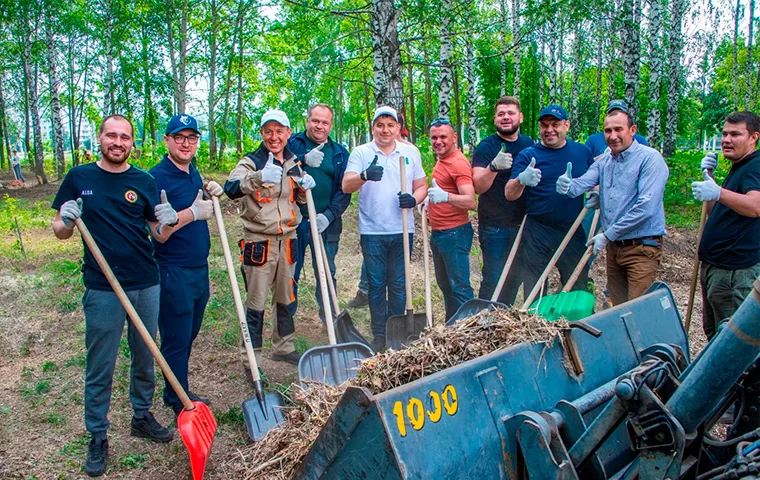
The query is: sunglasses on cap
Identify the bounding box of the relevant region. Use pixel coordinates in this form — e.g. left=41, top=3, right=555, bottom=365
left=429, top=117, right=451, bottom=127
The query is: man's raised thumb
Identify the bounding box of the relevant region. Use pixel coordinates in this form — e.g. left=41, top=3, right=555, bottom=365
left=369, top=155, right=378, bottom=167
left=160, top=189, right=168, bottom=204
left=315, top=143, right=325, bottom=151
left=195, top=189, right=204, bottom=202
left=267, top=152, right=274, bottom=165
left=528, top=158, right=536, bottom=169
left=565, top=162, right=572, bottom=178
left=432, top=178, right=439, bottom=189
left=703, top=170, right=711, bottom=181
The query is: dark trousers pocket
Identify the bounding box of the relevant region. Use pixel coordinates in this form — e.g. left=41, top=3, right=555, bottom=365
left=241, top=240, right=270, bottom=266
left=286, top=237, right=298, bottom=265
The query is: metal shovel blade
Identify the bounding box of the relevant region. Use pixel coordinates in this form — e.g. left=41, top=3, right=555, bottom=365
left=334, top=310, right=370, bottom=347
left=445, top=299, right=510, bottom=326
left=242, top=390, right=287, bottom=441
left=177, top=402, right=218, bottom=480
left=385, top=311, right=427, bottom=351
left=298, top=342, right=372, bottom=388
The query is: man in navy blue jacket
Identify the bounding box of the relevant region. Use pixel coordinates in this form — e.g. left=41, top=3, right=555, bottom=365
left=288, top=104, right=351, bottom=324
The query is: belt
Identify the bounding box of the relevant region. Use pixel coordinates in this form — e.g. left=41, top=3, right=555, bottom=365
left=612, top=236, right=663, bottom=247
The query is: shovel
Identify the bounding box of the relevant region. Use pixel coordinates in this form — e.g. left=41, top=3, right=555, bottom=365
left=685, top=201, right=709, bottom=333
left=74, top=218, right=216, bottom=480
left=297, top=177, right=372, bottom=387
left=421, top=203, right=433, bottom=328
left=447, top=215, right=527, bottom=325
left=211, top=196, right=285, bottom=441
left=386, top=156, right=428, bottom=351
left=317, top=233, right=371, bottom=347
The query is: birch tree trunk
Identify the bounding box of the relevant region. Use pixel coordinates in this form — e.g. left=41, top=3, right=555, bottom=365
left=646, top=0, right=663, bottom=148
left=207, top=0, right=219, bottom=167
left=453, top=65, right=463, bottom=148
left=570, top=29, right=582, bottom=140
left=45, top=17, right=66, bottom=179
left=466, top=34, right=478, bottom=152
left=437, top=0, right=453, bottom=119
left=548, top=21, right=558, bottom=104
left=407, top=59, right=416, bottom=142
left=166, top=0, right=188, bottom=114
left=499, top=0, right=509, bottom=96
left=594, top=34, right=603, bottom=130
left=424, top=51, right=433, bottom=134
left=235, top=2, right=246, bottom=156
left=747, top=0, right=755, bottom=109
left=103, top=16, right=115, bottom=117
left=0, top=74, right=8, bottom=167
left=663, top=0, right=685, bottom=157
left=371, top=0, right=404, bottom=110
left=22, top=32, right=47, bottom=183
left=512, top=0, right=521, bottom=96
left=621, top=0, right=641, bottom=121
left=733, top=0, right=740, bottom=111
left=539, top=28, right=546, bottom=109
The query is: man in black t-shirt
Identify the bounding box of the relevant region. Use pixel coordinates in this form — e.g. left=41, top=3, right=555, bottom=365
left=471, top=96, right=534, bottom=305
left=692, top=111, right=760, bottom=340
left=52, top=115, right=180, bottom=477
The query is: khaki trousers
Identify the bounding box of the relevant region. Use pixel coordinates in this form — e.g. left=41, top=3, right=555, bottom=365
left=606, top=242, right=662, bottom=306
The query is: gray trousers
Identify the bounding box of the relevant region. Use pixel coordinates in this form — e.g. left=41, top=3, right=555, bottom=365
left=82, top=285, right=159, bottom=435
left=700, top=261, right=760, bottom=340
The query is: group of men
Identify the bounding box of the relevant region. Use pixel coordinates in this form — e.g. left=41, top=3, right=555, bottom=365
left=51, top=95, right=760, bottom=476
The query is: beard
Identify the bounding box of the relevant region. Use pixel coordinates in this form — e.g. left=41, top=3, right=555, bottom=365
left=496, top=124, right=519, bottom=137
left=101, top=145, right=130, bottom=165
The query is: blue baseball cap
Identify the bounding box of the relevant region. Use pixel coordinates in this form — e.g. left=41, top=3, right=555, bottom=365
left=166, top=114, right=200, bottom=135
left=538, top=105, right=568, bottom=121
left=606, top=99, right=630, bottom=113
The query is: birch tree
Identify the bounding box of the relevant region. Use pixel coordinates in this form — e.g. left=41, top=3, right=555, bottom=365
left=621, top=0, right=641, bottom=120
left=512, top=0, right=521, bottom=96
left=45, top=5, right=66, bottom=178
left=371, top=0, right=404, bottom=110
left=646, top=0, right=664, bottom=148
left=663, top=0, right=686, bottom=157
left=437, top=0, right=453, bottom=119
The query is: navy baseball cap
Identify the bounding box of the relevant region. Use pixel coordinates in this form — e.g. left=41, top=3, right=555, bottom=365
left=606, top=99, right=630, bottom=113
left=538, top=105, right=568, bottom=121
left=166, top=114, right=200, bottom=135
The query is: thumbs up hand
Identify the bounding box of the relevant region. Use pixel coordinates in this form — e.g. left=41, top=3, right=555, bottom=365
left=517, top=157, right=542, bottom=187
left=556, top=162, right=573, bottom=195
left=189, top=189, right=213, bottom=221
left=361, top=155, right=384, bottom=182
left=692, top=170, right=721, bottom=202
left=427, top=178, right=449, bottom=204
left=489, top=144, right=513, bottom=171
left=155, top=189, right=179, bottom=226
left=305, top=143, right=325, bottom=168
left=260, top=152, right=283, bottom=185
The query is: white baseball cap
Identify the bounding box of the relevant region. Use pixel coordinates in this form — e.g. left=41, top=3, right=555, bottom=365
left=372, top=106, right=398, bottom=124
left=260, top=109, right=291, bottom=128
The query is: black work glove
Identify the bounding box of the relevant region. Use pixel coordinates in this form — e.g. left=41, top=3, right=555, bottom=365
left=398, top=192, right=417, bottom=209
left=360, top=156, right=384, bottom=182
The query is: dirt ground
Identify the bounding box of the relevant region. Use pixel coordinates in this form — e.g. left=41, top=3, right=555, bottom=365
left=0, top=173, right=711, bottom=479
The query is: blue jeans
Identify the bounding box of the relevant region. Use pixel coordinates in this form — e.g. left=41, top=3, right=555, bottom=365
left=478, top=224, right=522, bottom=306
left=13, top=164, right=25, bottom=182
left=360, top=233, right=412, bottom=337
left=431, top=223, right=474, bottom=321
left=158, top=265, right=209, bottom=409
left=358, top=261, right=369, bottom=294
left=82, top=285, right=160, bottom=435
left=292, top=220, right=338, bottom=322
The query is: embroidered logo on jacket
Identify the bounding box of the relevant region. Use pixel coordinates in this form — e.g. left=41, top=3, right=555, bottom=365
left=125, top=190, right=138, bottom=203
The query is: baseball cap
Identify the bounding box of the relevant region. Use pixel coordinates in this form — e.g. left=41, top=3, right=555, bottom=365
left=538, top=105, right=568, bottom=121
left=372, top=106, right=398, bottom=124
left=260, top=109, right=291, bottom=128
left=606, top=99, right=630, bottom=113
left=166, top=114, right=200, bottom=135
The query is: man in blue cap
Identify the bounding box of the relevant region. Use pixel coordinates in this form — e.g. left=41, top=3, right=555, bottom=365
left=585, top=100, right=649, bottom=158
left=149, top=114, right=221, bottom=416
left=506, top=105, right=594, bottom=296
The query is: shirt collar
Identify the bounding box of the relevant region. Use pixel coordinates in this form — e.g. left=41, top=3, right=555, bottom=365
left=611, top=139, right=640, bottom=161
left=371, top=140, right=400, bottom=156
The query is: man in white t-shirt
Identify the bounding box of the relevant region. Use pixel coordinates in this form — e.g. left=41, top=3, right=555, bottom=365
left=343, top=106, right=428, bottom=352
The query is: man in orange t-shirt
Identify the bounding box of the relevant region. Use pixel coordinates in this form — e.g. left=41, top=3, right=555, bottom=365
left=426, top=119, right=477, bottom=321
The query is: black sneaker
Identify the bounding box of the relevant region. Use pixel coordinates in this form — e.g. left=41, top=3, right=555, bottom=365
left=370, top=335, right=385, bottom=353
left=347, top=290, right=368, bottom=308
left=85, top=437, right=108, bottom=477
left=269, top=351, right=302, bottom=365
left=187, top=391, right=211, bottom=405
left=131, top=411, right=174, bottom=443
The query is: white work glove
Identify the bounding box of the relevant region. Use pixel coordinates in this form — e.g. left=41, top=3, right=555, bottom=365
left=60, top=198, right=83, bottom=229
left=155, top=190, right=179, bottom=226
left=700, top=152, right=718, bottom=172
left=556, top=162, right=572, bottom=195
left=416, top=197, right=429, bottom=214
left=316, top=213, right=330, bottom=233
left=305, top=143, right=325, bottom=168
left=585, top=191, right=600, bottom=210
left=297, top=172, right=316, bottom=190
left=588, top=232, right=609, bottom=254
left=692, top=170, right=721, bottom=202
left=427, top=179, right=449, bottom=204
left=260, top=152, right=283, bottom=185
left=517, top=158, right=542, bottom=187
left=205, top=180, right=223, bottom=197
left=489, top=145, right=513, bottom=171
left=189, top=189, right=213, bottom=221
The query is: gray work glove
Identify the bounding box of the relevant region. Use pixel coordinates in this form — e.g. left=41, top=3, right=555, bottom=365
left=316, top=213, right=330, bottom=233
left=700, top=152, right=718, bottom=172
left=692, top=170, right=721, bottom=202
left=297, top=172, right=316, bottom=190
left=489, top=145, right=513, bottom=171
left=305, top=143, right=325, bottom=168
left=155, top=190, right=179, bottom=226
left=60, top=198, right=83, bottom=229
left=189, top=189, right=213, bottom=221
left=585, top=191, right=600, bottom=210
left=260, top=152, right=283, bottom=185
left=556, top=162, right=572, bottom=195
left=588, top=232, right=609, bottom=254
left=205, top=180, right=223, bottom=197
left=517, top=158, right=542, bottom=187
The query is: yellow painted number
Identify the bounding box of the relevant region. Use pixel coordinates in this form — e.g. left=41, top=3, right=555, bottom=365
left=393, top=400, right=407, bottom=437
left=392, top=385, right=459, bottom=436
left=427, top=391, right=442, bottom=423
left=407, top=398, right=425, bottom=431
left=443, top=384, right=459, bottom=416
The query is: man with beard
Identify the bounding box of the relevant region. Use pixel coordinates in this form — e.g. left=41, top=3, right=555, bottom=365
left=471, top=96, right=534, bottom=305
left=52, top=115, right=180, bottom=476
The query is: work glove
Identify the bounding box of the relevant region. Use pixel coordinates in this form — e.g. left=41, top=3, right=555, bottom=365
left=489, top=145, right=513, bottom=171
left=260, top=152, right=283, bottom=185
left=305, top=143, right=325, bottom=168
left=189, top=189, right=213, bottom=221
left=700, top=152, right=718, bottom=172
left=585, top=191, right=600, bottom=210
left=205, top=180, right=223, bottom=197
left=316, top=213, right=330, bottom=233
left=416, top=197, right=429, bottom=214
left=296, top=172, right=316, bottom=190
left=427, top=179, right=449, bottom=204
left=517, top=158, right=542, bottom=187
left=155, top=190, right=179, bottom=226
left=588, top=232, right=609, bottom=254
left=60, top=198, right=83, bottom=229
left=398, top=192, right=417, bottom=209
left=360, top=156, right=384, bottom=182
left=692, top=170, right=721, bottom=202
left=556, top=162, right=572, bottom=195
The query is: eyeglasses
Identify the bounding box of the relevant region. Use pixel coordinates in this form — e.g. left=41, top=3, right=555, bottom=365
left=429, top=118, right=451, bottom=127
left=170, top=134, right=200, bottom=145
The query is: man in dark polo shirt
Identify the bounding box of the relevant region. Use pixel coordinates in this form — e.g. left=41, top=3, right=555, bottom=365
left=506, top=105, right=594, bottom=296
left=692, top=111, right=760, bottom=340
left=150, top=114, right=220, bottom=416
left=52, top=114, right=179, bottom=476
left=471, top=96, right=533, bottom=305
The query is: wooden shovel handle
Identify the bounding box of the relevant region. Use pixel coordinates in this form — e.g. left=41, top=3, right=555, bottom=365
left=562, top=244, right=594, bottom=293
left=421, top=205, right=432, bottom=328
left=491, top=215, right=527, bottom=302
left=318, top=232, right=341, bottom=313
left=306, top=189, right=337, bottom=345
left=685, top=202, right=709, bottom=332
left=74, top=218, right=194, bottom=410
left=399, top=156, right=413, bottom=311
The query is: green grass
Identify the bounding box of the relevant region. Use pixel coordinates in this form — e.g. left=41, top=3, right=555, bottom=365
left=60, top=434, right=89, bottom=456
left=217, top=406, right=245, bottom=427
left=119, top=453, right=147, bottom=469
left=42, top=361, right=58, bottom=373
left=294, top=334, right=311, bottom=353
left=663, top=150, right=730, bottom=229
left=44, top=412, right=67, bottom=425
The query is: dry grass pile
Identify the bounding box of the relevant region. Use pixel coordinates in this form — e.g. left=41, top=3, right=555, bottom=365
left=242, top=308, right=568, bottom=479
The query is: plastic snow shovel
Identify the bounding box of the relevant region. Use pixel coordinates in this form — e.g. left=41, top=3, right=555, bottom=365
left=211, top=196, right=285, bottom=441
left=74, top=218, right=216, bottom=480
left=297, top=175, right=372, bottom=387
left=317, top=235, right=370, bottom=347
left=386, top=156, right=428, bottom=351
left=447, top=215, right=527, bottom=325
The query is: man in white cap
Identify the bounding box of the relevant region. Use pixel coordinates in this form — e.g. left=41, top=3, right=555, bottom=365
left=224, top=109, right=316, bottom=373
left=343, top=105, right=428, bottom=352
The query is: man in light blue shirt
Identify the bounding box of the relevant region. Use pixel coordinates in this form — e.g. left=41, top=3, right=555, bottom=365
left=556, top=108, right=669, bottom=305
